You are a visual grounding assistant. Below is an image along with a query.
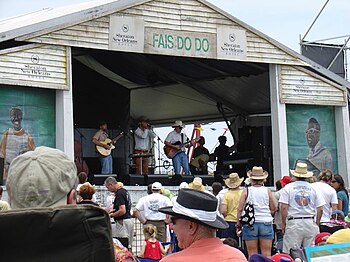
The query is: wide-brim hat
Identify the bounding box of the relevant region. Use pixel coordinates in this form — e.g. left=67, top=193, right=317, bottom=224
left=188, top=177, right=205, bottom=191
left=290, top=163, right=313, bottom=178
left=159, top=188, right=228, bottom=230
left=172, top=120, right=185, bottom=128
left=225, top=173, right=243, bottom=189
left=247, top=166, right=268, bottom=180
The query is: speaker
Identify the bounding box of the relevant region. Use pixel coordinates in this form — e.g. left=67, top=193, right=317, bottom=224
left=93, top=174, right=118, bottom=185
left=0, top=158, right=4, bottom=186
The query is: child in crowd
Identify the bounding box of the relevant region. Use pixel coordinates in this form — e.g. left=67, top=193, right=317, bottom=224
left=139, top=224, right=169, bottom=261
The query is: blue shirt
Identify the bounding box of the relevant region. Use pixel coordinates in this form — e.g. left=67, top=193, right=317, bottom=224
left=337, top=190, right=349, bottom=216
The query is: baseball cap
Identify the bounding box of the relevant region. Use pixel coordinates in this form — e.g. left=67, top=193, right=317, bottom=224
left=271, top=253, right=294, bottom=262
left=280, top=176, right=291, bottom=186
left=152, top=182, right=162, bottom=190
left=6, top=146, right=77, bottom=209
left=314, top=232, right=331, bottom=245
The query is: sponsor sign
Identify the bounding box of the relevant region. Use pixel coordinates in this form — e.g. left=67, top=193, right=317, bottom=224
left=217, top=27, right=247, bottom=60
left=109, top=16, right=145, bottom=53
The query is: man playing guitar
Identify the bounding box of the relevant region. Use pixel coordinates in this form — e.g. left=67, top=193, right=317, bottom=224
left=92, top=121, right=113, bottom=174
left=164, top=120, right=194, bottom=175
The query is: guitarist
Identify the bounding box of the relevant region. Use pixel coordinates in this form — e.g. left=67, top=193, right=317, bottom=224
left=92, top=121, right=113, bottom=174
left=134, top=116, right=156, bottom=176
left=164, top=120, right=193, bottom=175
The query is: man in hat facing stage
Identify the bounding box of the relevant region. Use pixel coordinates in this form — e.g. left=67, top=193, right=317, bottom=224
left=279, top=163, right=325, bottom=253
left=164, top=120, right=193, bottom=175
left=134, top=116, right=156, bottom=176
left=159, top=189, right=247, bottom=261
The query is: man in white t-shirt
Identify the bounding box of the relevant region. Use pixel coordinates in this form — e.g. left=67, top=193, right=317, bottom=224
left=311, top=170, right=338, bottom=226
left=279, top=163, right=325, bottom=253
left=133, top=182, right=172, bottom=242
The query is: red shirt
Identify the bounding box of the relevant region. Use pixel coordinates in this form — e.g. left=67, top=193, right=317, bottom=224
left=161, top=237, right=247, bottom=262
left=144, top=239, right=162, bottom=260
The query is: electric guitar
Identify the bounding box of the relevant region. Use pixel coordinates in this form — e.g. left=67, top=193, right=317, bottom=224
left=163, top=138, right=199, bottom=159
left=96, top=132, right=124, bottom=157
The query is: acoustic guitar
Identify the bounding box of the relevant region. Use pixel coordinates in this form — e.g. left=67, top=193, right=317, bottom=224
left=163, top=138, right=199, bottom=159
left=96, top=132, right=124, bottom=157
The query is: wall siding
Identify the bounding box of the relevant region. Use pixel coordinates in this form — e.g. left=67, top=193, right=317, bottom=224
left=0, top=44, right=69, bottom=90
left=24, top=0, right=306, bottom=66
left=280, top=65, right=346, bottom=106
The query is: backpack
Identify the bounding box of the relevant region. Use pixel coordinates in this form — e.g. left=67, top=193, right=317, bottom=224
left=239, top=187, right=255, bottom=229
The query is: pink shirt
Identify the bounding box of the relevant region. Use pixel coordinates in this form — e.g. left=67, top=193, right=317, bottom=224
left=160, top=237, right=247, bottom=262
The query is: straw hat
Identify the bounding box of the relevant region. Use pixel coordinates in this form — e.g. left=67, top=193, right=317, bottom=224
left=290, top=163, right=313, bottom=178
left=247, top=166, right=268, bottom=180
left=188, top=177, right=205, bottom=191
left=172, top=120, right=185, bottom=128
left=225, top=173, right=243, bottom=189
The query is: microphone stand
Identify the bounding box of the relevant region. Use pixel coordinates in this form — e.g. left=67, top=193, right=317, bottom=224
left=152, top=129, right=163, bottom=175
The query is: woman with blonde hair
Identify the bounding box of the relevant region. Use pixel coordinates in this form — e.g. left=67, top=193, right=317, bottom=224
left=138, top=224, right=169, bottom=261
left=236, top=166, right=276, bottom=258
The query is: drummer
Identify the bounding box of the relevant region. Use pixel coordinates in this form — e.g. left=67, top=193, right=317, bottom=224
left=134, top=116, right=156, bottom=175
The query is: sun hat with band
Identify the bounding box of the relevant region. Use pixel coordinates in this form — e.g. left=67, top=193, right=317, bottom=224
left=225, top=173, right=243, bottom=189
left=6, top=146, right=77, bottom=209
left=172, top=120, right=185, bottom=128
left=159, top=188, right=228, bottom=230
left=247, top=166, right=268, bottom=180
left=290, top=162, right=313, bottom=178
left=188, top=177, right=205, bottom=191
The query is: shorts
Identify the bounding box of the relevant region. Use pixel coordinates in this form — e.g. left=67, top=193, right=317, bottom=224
left=242, top=222, right=274, bottom=241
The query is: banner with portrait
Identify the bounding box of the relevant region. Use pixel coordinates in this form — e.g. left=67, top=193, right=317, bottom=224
left=0, top=85, right=56, bottom=184
left=286, top=105, right=338, bottom=176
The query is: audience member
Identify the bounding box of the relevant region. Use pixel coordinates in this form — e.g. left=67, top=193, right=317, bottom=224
left=159, top=189, right=247, bottom=261
left=134, top=182, right=172, bottom=242
left=0, top=186, right=10, bottom=211
left=273, top=176, right=291, bottom=247
left=223, top=238, right=249, bottom=260
left=6, top=146, right=77, bottom=208
left=311, top=169, right=338, bottom=229
left=279, top=163, right=325, bottom=253
left=104, top=176, right=134, bottom=250
left=220, top=173, right=243, bottom=241
left=331, top=174, right=349, bottom=216
left=171, top=182, right=188, bottom=204
left=189, top=136, right=210, bottom=175
left=138, top=224, right=169, bottom=260
left=211, top=182, right=223, bottom=196
left=77, top=182, right=99, bottom=206
left=237, top=167, right=276, bottom=258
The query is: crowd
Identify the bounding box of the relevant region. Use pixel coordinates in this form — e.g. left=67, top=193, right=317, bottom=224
left=1, top=146, right=350, bottom=262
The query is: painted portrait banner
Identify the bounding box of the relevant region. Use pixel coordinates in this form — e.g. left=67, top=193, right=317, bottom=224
left=0, top=85, right=55, bottom=184
left=286, top=105, right=338, bottom=176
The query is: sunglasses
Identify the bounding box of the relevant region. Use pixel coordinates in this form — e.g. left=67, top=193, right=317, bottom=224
left=305, top=128, right=320, bottom=134
left=170, top=216, right=180, bottom=225
left=331, top=180, right=338, bottom=183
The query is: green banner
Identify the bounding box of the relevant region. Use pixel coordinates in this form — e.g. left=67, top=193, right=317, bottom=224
left=0, top=85, right=55, bottom=183
left=286, top=105, right=338, bottom=176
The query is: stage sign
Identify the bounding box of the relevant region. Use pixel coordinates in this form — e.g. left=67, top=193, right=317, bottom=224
left=286, top=104, right=338, bottom=177
left=109, top=16, right=145, bottom=53
left=144, top=28, right=216, bottom=59
left=217, top=27, right=247, bottom=61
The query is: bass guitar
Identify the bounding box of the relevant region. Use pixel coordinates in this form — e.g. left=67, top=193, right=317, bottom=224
left=96, top=132, right=124, bottom=157
left=164, top=138, right=199, bottom=159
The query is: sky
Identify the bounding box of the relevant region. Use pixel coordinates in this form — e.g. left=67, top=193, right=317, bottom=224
left=0, top=0, right=349, bottom=173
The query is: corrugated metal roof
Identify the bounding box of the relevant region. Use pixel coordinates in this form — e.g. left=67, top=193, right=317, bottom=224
left=0, top=0, right=349, bottom=89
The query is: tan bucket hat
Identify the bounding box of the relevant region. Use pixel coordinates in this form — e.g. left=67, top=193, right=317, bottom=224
left=188, top=177, right=205, bottom=191
left=247, top=166, right=268, bottom=180
left=290, top=163, right=313, bottom=178
left=225, top=173, right=243, bottom=189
